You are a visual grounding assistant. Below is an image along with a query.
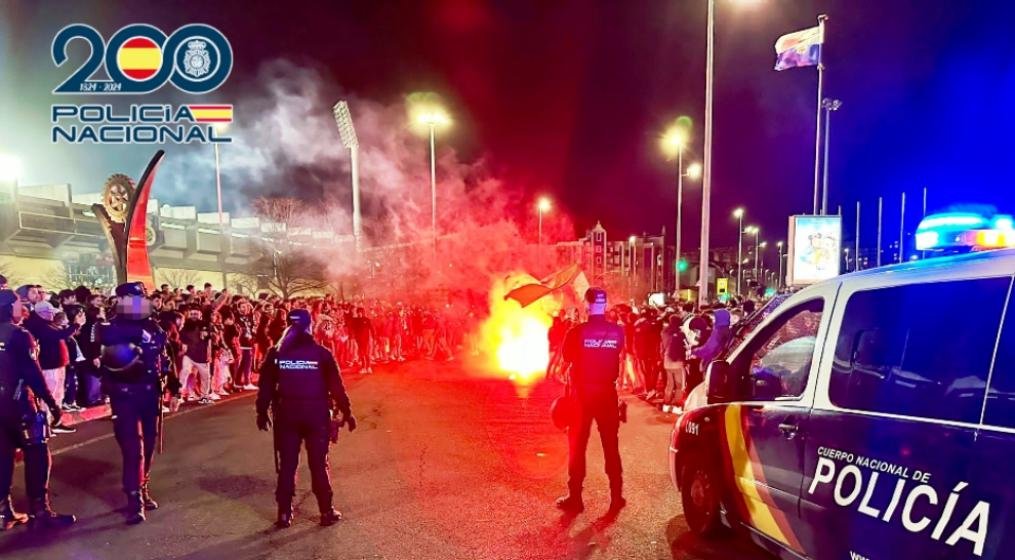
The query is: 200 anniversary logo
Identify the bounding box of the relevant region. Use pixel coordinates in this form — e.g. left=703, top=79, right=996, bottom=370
left=50, top=23, right=234, bottom=144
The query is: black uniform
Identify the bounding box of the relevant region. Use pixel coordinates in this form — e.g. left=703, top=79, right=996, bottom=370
left=0, top=294, right=75, bottom=530
left=96, top=284, right=168, bottom=525
left=559, top=312, right=626, bottom=512
left=256, top=320, right=352, bottom=528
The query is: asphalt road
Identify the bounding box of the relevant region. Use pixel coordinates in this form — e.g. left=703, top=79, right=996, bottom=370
left=0, top=358, right=769, bottom=560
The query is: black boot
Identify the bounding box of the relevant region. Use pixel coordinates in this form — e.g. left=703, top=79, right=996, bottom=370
left=125, top=491, right=146, bottom=525
left=608, top=481, right=626, bottom=513
left=140, top=480, right=158, bottom=511
left=320, top=508, right=342, bottom=527
left=27, top=496, right=76, bottom=529
left=276, top=505, right=294, bottom=528
left=555, top=491, right=584, bottom=513
left=0, top=495, right=28, bottom=531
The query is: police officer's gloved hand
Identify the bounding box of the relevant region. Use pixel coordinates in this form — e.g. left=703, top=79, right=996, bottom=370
left=256, top=413, right=271, bottom=432
left=344, top=414, right=357, bottom=432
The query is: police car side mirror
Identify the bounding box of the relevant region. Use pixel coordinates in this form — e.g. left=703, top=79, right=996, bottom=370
left=706, top=360, right=732, bottom=403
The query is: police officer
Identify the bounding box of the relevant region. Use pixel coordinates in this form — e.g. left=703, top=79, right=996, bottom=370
left=0, top=289, right=76, bottom=530
left=96, top=282, right=168, bottom=525
left=256, top=308, right=355, bottom=528
left=556, top=287, right=626, bottom=514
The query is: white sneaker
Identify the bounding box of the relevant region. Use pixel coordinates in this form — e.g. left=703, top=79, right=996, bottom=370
left=208, top=393, right=221, bottom=401
left=198, top=397, right=214, bottom=405
left=243, top=384, right=258, bottom=391
left=216, top=391, right=230, bottom=397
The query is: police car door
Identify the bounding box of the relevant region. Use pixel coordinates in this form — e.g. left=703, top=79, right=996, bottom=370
left=804, top=275, right=1011, bottom=560
left=723, top=285, right=834, bottom=556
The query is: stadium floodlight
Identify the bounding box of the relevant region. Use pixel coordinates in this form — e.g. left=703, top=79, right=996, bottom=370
left=0, top=154, right=23, bottom=182
left=332, top=101, right=362, bottom=251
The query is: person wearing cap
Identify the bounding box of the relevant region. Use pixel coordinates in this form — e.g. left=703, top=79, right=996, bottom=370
left=96, top=282, right=169, bottom=525
left=256, top=308, right=355, bottom=529
left=555, top=287, right=627, bottom=514
left=23, top=300, right=83, bottom=434
left=0, top=289, right=77, bottom=530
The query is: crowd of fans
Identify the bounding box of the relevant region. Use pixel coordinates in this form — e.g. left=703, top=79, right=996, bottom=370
left=0, top=274, right=478, bottom=435
left=549, top=297, right=760, bottom=409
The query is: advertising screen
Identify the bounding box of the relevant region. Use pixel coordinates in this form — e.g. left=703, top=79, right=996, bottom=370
left=787, top=215, right=842, bottom=286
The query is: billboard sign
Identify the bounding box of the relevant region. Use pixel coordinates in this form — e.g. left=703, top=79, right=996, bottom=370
left=787, top=214, right=842, bottom=286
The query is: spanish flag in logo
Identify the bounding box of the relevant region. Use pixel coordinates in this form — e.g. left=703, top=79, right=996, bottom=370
left=188, top=105, right=234, bottom=123
left=117, top=37, right=163, bottom=80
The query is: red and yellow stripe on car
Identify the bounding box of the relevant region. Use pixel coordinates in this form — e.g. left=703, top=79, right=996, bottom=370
left=721, top=404, right=804, bottom=553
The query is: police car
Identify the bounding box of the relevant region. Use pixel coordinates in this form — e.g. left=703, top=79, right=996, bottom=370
left=670, top=213, right=1015, bottom=560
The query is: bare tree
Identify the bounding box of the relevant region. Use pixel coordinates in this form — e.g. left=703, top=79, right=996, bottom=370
left=154, top=268, right=201, bottom=290
left=251, top=197, right=331, bottom=299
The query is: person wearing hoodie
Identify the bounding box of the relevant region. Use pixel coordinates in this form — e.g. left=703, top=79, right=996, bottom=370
left=24, top=301, right=82, bottom=434
left=688, top=307, right=733, bottom=398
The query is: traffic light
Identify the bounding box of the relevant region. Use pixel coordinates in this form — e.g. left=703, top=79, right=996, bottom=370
left=676, top=258, right=688, bottom=272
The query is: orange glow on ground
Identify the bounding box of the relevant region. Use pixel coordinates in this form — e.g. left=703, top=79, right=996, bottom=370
left=479, top=273, right=561, bottom=386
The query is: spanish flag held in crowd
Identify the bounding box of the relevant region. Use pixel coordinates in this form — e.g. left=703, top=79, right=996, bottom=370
left=774, top=25, right=823, bottom=71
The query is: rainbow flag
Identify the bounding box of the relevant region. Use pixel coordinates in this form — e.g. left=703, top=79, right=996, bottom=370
left=188, top=105, right=233, bottom=123
left=117, top=37, right=162, bottom=80
left=774, top=25, right=823, bottom=71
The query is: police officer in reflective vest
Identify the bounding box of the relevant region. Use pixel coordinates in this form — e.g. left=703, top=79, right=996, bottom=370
left=0, top=289, right=76, bottom=530
left=97, top=282, right=168, bottom=525
left=556, top=287, right=626, bottom=513
left=256, top=309, right=355, bottom=528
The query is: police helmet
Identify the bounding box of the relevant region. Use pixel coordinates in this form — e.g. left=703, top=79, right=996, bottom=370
left=115, top=282, right=147, bottom=297
left=115, top=282, right=151, bottom=320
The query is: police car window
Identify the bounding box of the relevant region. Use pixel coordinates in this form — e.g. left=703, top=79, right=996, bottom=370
left=743, top=299, right=823, bottom=401
left=829, top=277, right=1009, bottom=424
left=984, top=282, right=1015, bottom=428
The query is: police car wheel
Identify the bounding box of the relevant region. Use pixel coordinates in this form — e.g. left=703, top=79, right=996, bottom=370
left=680, top=460, right=723, bottom=538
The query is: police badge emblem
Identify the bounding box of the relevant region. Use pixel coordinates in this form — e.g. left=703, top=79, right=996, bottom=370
left=182, top=39, right=212, bottom=78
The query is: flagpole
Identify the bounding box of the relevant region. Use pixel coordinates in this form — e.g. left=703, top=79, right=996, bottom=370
left=812, top=14, right=828, bottom=215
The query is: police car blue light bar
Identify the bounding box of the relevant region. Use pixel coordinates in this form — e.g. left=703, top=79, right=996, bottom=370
left=915, top=211, right=1015, bottom=251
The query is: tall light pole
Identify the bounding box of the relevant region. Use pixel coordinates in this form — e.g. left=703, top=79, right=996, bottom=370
left=409, top=98, right=451, bottom=255
left=733, top=208, right=744, bottom=295
left=820, top=98, right=842, bottom=215
left=661, top=120, right=699, bottom=300
left=745, top=225, right=760, bottom=283
left=776, top=240, right=784, bottom=289
left=213, top=122, right=229, bottom=289
left=537, top=196, right=551, bottom=253
left=700, top=0, right=716, bottom=307
left=758, top=240, right=767, bottom=283
left=333, top=100, right=362, bottom=252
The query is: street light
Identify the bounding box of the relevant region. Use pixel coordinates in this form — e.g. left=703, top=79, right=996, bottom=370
left=820, top=98, right=842, bottom=215
left=0, top=154, right=22, bottom=183
left=408, top=95, right=451, bottom=254
left=332, top=100, right=362, bottom=252
left=732, top=208, right=744, bottom=295
left=744, top=225, right=760, bottom=284
left=536, top=196, right=551, bottom=249
left=758, top=240, right=768, bottom=285
left=776, top=240, right=784, bottom=289
left=212, top=122, right=229, bottom=289
left=661, top=119, right=700, bottom=300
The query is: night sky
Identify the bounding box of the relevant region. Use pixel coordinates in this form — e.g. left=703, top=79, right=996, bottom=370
left=2, top=0, right=1014, bottom=248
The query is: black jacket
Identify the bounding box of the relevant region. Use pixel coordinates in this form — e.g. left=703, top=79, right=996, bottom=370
left=0, top=322, right=60, bottom=415
left=256, top=330, right=351, bottom=417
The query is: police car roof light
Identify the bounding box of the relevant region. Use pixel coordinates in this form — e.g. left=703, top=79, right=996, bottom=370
left=915, top=211, right=1015, bottom=252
